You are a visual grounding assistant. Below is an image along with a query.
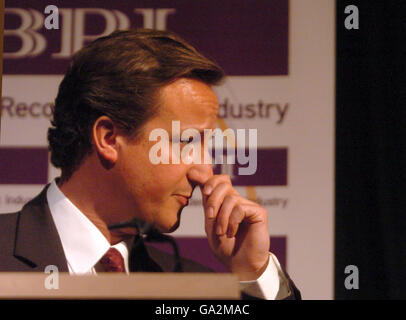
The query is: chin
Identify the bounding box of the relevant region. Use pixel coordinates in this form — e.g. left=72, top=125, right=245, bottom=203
left=155, top=208, right=182, bottom=234
left=166, top=219, right=181, bottom=233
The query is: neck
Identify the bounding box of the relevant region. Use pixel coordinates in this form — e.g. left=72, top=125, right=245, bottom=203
left=57, top=161, right=135, bottom=245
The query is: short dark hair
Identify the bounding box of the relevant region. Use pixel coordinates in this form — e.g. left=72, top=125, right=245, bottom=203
left=48, top=29, right=224, bottom=181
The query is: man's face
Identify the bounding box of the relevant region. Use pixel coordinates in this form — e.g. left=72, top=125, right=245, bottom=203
left=114, top=78, right=218, bottom=232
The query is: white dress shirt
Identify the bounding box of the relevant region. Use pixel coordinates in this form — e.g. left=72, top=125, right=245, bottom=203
left=46, top=179, right=290, bottom=299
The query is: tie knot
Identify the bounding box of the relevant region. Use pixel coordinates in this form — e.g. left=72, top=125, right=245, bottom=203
left=100, top=247, right=125, bottom=272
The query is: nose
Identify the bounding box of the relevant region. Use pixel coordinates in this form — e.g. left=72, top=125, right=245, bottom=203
left=187, top=163, right=213, bottom=189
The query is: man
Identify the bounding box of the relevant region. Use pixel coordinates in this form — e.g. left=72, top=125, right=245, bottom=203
left=0, top=29, right=300, bottom=300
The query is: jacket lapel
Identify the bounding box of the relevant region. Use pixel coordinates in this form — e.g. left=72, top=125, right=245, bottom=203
left=13, top=185, right=69, bottom=272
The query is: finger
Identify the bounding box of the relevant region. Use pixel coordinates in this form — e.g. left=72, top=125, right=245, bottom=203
left=202, top=174, right=234, bottom=197
left=225, top=204, right=264, bottom=239
left=236, top=203, right=267, bottom=225
left=205, top=182, right=233, bottom=220
left=187, top=165, right=213, bottom=188
left=226, top=205, right=245, bottom=238
left=215, top=194, right=238, bottom=236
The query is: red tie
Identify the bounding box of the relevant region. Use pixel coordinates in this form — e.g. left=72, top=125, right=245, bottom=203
left=99, top=247, right=125, bottom=272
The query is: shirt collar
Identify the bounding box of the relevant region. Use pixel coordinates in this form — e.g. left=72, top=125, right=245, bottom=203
left=46, top=179, right=130, bottom=274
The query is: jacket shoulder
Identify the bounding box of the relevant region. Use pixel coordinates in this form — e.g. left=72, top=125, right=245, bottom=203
left=0, top=211, right=19, bottom=252
left=0, top=211, right=33, bottom=271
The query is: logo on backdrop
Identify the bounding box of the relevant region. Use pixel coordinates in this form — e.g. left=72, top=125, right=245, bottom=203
left=5, top=7, right=175, bottom=58
left=218, top=99, right=289, bottom=123
left=4, top=0, right=288, bottom=75
left=0, top=96, right=291, bottom=125
left=1, top=96, right=53, bottom=118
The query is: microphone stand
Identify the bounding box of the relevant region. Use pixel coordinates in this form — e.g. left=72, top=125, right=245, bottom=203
left=108, top=219, right=183, bottom=272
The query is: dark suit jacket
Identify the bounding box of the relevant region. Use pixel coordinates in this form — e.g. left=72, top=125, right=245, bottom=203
left=0, top=185, right=301, bottom=299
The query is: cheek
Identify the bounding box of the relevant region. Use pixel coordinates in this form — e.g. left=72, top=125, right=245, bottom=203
left=121, top=139, right=189, bottom=200
left=130, top=154, right=187, bottom=198
left=144, top=140, right=188, bottom=189
left=148, top=164, right=188, bottom=192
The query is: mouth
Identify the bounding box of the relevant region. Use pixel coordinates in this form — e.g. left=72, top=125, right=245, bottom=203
left=173, top=194, right=191, bottom=206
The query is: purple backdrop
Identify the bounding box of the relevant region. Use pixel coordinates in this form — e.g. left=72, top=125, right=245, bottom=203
left=149, top=236, right=287, bottom=272
left=0, top=147, right=49, bottom=184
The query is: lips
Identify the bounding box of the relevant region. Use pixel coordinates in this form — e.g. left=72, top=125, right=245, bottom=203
left=174, top=194, right=190, bottom=206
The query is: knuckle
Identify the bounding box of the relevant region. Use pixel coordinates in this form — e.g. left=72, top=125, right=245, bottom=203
left=219, top=182, right=234, bottom=194
left=219, top=174, right=232, bottom=183
left=229, top=207, right=243, bottom=224
left=229, top=214, right=240, bottom=224
left=218, top=181, right=230, bottom=188
left=235, top=202, right=243, bottom=211
left=224, top=193, right=237, bottom=205
left=236, top=204, right=245, bottom=216
left=258, top=206, right=268, bottom=216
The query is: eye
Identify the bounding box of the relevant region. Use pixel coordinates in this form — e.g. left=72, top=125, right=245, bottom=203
left=180, top=137, right=194, bottom=145
left=204, top=134, right=215, bottom=146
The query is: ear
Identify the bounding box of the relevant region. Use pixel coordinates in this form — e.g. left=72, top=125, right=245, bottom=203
left=92, top=116, right=120, bottom=165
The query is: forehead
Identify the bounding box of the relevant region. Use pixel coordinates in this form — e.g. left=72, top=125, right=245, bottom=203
left=155, top=78, right=219, bottom=130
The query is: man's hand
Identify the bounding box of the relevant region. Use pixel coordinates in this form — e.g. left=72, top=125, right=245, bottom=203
left=188, top=169, right=270, bottom=281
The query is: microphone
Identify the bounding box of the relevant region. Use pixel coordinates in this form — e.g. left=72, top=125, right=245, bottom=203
left=108, top=217, right=153, bottom=234
left=107, top=218, right=183, bottom=272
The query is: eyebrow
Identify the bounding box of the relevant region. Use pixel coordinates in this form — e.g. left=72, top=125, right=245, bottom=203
left=180, top=125, right=216, bottom=133
left=177, top=128, right=213, bottom=140
left=179, top=128, right=205, bottom=136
